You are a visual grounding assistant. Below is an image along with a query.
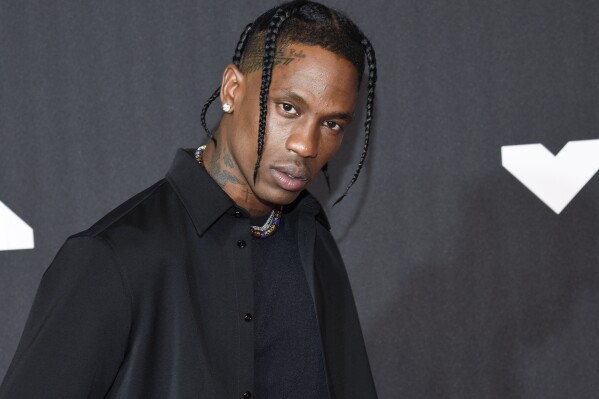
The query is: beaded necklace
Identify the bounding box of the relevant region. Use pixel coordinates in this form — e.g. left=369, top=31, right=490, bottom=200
left=194, top=145, right=283, bottom=239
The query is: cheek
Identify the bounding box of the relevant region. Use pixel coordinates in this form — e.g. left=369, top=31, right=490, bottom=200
left=237, top=107, right=259, bottom=139
left=263, top=114, right=293, bottom=152
left=238, top=101, right=289, bottom=156
left=231, top=104, right=260, bottom=154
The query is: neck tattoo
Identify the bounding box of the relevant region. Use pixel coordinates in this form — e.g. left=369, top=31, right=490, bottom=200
left=195, top=145, right=283, bottom=239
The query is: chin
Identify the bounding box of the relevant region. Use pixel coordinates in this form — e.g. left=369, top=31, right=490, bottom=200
left=255, top=185, right=304, bottom=207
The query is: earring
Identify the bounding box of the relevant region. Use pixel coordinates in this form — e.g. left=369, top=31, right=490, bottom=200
left=222, top=103, right=232, bottom=113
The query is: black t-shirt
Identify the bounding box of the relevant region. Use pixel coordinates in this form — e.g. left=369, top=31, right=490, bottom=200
left=251, top=210, right=329, bottom=398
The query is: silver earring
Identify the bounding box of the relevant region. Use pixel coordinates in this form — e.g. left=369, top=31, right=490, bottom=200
left=222, top=103, right=232, bottom=113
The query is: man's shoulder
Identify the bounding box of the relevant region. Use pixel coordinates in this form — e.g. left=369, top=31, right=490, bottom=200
left=71, top=178, right=176, bottom=241
left=62, top=177, right=197, bottom=281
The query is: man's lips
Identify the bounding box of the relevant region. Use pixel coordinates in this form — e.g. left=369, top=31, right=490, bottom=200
left=270, top=165, right=310, bottom=191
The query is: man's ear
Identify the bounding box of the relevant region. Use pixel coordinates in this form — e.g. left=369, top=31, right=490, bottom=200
left=220, top=64, right=245, bottom=113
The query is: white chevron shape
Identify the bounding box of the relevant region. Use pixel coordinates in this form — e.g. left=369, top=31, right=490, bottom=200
left=501, top=139, right=599, bottom=214
left=0, top=200, right=34, bottom=251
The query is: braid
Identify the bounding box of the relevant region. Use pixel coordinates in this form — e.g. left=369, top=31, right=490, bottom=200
left=200, top=23, right=253, bottom=140
left=233, top=23, right=253, bottom=67
left=321, top=163, right=331, bottom=191
left=200, top=87, right=221, bottom=139
left=253, top=7, right=294, bottom=182
left=333, top=35, right=377, bottom=205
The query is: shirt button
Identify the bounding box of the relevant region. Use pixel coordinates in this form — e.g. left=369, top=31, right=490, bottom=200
left=244, top=313, right=252, bottom=322
left=234, top=210, right=242, bottom=218
left=237, top=240, right=246, bottom=248
left=243, top=392, right=252, bottom=399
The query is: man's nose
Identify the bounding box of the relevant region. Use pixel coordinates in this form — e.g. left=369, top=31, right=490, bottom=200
left=285, top=124, right=319, bottom=158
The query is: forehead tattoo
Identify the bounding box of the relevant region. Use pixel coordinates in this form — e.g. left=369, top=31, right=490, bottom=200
left=242, top=44, right=307, bottom=74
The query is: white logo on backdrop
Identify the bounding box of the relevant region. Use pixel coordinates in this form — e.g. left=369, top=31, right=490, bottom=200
left=501, top=139, right=599, bottom=214
left=0, top=201, right=34, bottom=251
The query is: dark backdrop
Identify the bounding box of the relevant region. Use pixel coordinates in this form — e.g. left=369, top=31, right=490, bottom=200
left=2, top=1, right=599, bottom=398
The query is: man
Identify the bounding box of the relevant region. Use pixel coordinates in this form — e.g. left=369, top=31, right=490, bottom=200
left=0, top=1, right=377, bottom=398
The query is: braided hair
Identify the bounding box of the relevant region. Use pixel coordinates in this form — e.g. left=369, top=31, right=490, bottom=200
left=200, top=0, right=377, bottom=204
left=201, top=23, right=253, bottom=141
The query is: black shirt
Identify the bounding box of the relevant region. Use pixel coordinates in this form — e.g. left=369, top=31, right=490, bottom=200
left=0, top=148, right=378, bottom=399
left=252, top=212, right=329, bottom=398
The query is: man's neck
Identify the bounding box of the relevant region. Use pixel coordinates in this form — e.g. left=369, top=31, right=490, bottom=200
left=201, top=140, right=272, bottom=217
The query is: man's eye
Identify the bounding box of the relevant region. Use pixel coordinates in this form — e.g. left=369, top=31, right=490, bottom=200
left=324, top=120, right=344, bottom=132
left=279, top=103, right=297, bottom=114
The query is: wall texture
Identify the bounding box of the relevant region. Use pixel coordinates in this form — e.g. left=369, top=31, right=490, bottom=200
left=1, top=1, right=599, bottom=397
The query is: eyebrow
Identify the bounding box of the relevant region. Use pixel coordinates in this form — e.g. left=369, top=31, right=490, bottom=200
left=281, top=89, right=308, bottom=106
left=279, top=89, right=354, bottom=122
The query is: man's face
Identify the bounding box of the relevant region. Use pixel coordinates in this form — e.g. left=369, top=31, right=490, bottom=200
left=226, top=44, right=360, bottom=207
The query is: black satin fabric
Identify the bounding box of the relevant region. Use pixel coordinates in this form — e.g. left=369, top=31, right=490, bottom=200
left=0, top=148, right=378, bottom=399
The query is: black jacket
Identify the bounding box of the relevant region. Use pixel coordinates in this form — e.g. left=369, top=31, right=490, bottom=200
left=0, top=148, right=377, bottom=399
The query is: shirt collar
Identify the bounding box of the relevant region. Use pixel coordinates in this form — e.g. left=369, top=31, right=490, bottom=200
left=166, top=148, right=234, bottom=236
left=165, top=148, right=330, bottom=236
